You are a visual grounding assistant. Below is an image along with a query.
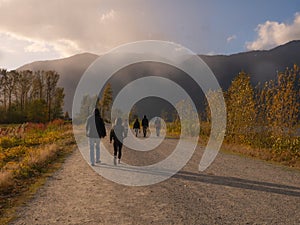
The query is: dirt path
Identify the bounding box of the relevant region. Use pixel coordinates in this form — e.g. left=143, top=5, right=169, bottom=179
left=12, top=138, right=300, bottom=225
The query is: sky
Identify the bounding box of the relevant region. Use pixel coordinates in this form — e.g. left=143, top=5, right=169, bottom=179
left=0, top=0, right=300, bottom=70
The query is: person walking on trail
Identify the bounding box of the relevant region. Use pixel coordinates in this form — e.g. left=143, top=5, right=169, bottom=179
left=86, top=108, right=106, bottom=166
left=110, top=118, right=125, bottom=165
left=155, top=117, right=161, bottom=137
left=133, top=118, right=140, bottom=137
left=142, top=115, right=149, bottom=138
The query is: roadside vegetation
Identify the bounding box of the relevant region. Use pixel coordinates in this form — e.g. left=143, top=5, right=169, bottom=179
left=166, top=65, right=300, bottom=169
left=0, top=119, right=75, bottom=224
left=0, top=68, right=75, bottom=224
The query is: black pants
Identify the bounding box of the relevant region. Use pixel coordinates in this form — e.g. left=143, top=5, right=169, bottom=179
left=113, top=140, right=123, bottom=159
left=143, top=126, right=147, bottom=137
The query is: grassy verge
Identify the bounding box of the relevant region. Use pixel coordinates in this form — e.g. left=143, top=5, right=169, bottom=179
left=0, top=121, right=76, bottom=225
left=220, top=141, right=300, bottom=170
left=165, top=122, right=300, bottom=170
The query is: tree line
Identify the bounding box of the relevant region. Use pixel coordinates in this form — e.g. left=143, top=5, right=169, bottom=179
left=0, top=69, right=64, bottom=123
left=75, top=83, right=113, bottom=124
left=214, top=64, right=300, bottom=152
left=76, top=64, right=300, bottom=153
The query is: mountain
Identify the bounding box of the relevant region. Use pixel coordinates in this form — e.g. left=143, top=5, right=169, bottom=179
left=200, top=40, right=300, bottom=89
left=18, top=40, right=300, bottom=116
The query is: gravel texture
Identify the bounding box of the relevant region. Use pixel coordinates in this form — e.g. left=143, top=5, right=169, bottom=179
left=12, top=138, right=300, bottom=225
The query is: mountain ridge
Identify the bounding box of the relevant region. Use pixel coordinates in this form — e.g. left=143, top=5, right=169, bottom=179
left=18, top=40, right=300, bottom=115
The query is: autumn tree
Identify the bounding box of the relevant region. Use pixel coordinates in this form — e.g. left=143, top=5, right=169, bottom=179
left=203, top=89, right=227, bottom=139
left=129, top=105, right=138, bottom=124
left=226, top=71, right=256, bottom=143
left=175, top=99, right=199, bottom=136
left=264, top=65, right=300, bottom=136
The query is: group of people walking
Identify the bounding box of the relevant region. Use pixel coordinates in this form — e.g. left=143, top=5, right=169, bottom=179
left=133, top=115, right=149, bottom=138
left=86, top=108, right=156, bottom=166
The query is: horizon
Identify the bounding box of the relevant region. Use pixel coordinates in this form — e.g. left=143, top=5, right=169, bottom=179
left=0, top=1, right=300, bottom=70
left=16, top=39, right=300, bottom=70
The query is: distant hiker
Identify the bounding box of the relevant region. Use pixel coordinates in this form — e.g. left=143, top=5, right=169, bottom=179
left=155, top=117, right=161, bottom=137
left=142, top=115, right=149, bottom=138
left=110, top=118, right=125, bottom=165
left=133, top=118, right=140, bottom=137
left=86, top=108, right=106, bottom=166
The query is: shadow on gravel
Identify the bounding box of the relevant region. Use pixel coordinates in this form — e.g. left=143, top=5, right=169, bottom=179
left=174, top=171, right=300, bottom=197
left=93, top=163, right=300, bottom=197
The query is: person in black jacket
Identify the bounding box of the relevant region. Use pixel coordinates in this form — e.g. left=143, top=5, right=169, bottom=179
left=133, top=118, right=140, bottom=137
left=86, top=108, right=106, bottom=166
left=142, top=115, right=149, bottom=137
left=110, top=118, right=125, bottom=165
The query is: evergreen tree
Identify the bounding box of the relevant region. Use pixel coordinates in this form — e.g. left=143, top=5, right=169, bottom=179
left=99, top=83, right=113, bottom=122
left=27, top=99, right=47, bottom=123
left=64, top=111, right=70, bottom=120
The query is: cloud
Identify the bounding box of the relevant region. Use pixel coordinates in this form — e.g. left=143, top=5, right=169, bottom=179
left=246, top=12, right=300, bottom=50
left=0, top=0, right=168, bottom=59
left=226, top=35, right=236, bottom=43
left=0, top=0, right=179, bottom=70
left=24, top=42, right=50, bottom=53
left=100, top=9, right=115, bottom=23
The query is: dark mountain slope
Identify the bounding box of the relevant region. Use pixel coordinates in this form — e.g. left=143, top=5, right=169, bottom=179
left=18, top=40, right=300, bottom=115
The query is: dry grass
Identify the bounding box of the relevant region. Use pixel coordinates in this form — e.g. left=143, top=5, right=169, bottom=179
left=221, top=142, right=300, bottom=169
left=0, top=124, right=76, bottom=224
left=0, top=171, right=14, bottom=192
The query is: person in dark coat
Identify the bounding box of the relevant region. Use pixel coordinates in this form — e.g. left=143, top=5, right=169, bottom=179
left=110, top=118, right=125, bottom=165
left=142, top=115, right=149, bottom=137
left=133, top=118, right=140, bottom=137
left=86, top=108, right=106, bottom=166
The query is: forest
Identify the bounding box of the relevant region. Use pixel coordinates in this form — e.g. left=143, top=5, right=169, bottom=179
left=0, top=69, right=64, bottom=123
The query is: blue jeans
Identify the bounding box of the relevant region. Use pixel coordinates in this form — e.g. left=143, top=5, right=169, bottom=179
left=89, top=138, right=100, bottom=165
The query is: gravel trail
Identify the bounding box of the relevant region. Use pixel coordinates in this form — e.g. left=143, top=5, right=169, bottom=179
left=12, top=138, right=300, bottom=225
